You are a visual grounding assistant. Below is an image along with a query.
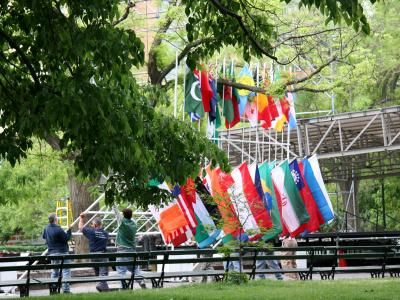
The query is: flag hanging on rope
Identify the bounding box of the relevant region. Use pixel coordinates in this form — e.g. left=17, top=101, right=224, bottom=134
left=247, top=163, right=274, bottom=231
left=224, top=86, right=241, bottom=129
left=258, top=162, right=283, bottom=240
left=180, top=178, right=221, bottom=248
left=255, top=93, right=272, bottom=129
left=271, top=161, right=310, bottom=237
left=237, top=65, right=256, bottom=116
left=149, top=182, right=193, bottom=246
left=230, top=163, right=271, bottom=240
left=286, top=92, right=297, bottom=129
left=302, top=155, right=334, bottom=224
left=290, top=160, right=324, bottom=233
left=184, top=71, right=204, bottom=118
left=209, top=167, right=242, bottom=243
left=199, top=69, right=213, bottom=113
left=244, top=101, right=258, bottom=127
left=271, top=100, right=287, bottom=132
left=268, top=95, right=279, bottom=120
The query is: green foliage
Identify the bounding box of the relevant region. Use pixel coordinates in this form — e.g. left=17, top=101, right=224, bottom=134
left=0, top=0, right=229, bottom=206
left=181, top=0, right=378, bottom=68
left=224, top=271, right=249, bottom=285
left=0, top=142, right=68, bottom=240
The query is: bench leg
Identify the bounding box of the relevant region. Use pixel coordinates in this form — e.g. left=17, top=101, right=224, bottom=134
left=18, top=285, right=28, bottom=298
left=319, top=271, right=335, bottom=280
left=299, top=271, right=312, bottom=280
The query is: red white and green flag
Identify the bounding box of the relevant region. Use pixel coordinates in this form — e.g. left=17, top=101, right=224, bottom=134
left=271, top=161, right=310, bottom=237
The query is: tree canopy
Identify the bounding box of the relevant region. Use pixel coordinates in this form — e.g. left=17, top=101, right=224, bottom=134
left=0, top=0, right=381, bottom=206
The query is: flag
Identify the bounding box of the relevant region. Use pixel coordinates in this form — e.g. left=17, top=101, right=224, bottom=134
left=302, top=155, right=334, bottom=223
left=258, top=162, right=283, bottom=240
left=189, top=112, right=201, bottom=122
left=271, top=100, right=287, bottom=132
left=172, top=184, right=197, bottom=237
left=271, top=161, right=310, bottom=237
left=255, top=93, right=272, bottom=129
left=199, top=69, right=213, bottom=113
left=290, top=160, right=324, bottom=233
left=286, top=92, right=297, bottom=129
left=184, top=72, right=204, bottom=118
left=298, top=161, right=325, bottom=231
left=236, top=65, right=255, bottom=116
left=209, top=78, right=220, bottom=122
left=180, top=178, right=221, bottom=248
left=231, top=163, right=272, bottom=240
left=268, top=95, right=279, bottom=120
left=244, top=101, right=258, bottom=127
left=247, top=163, right=274, bottom=232
left=149, top=182, right=193, bottom=246
left=224, top=86, right=241, bottom=129
left=209, top=167, right=242, bottom=243
left=195, top=176, right=221, bottom=221
left=280, top=98, right=290, bottom=121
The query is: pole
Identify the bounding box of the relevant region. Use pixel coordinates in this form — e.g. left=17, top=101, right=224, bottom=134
left=382, top=179, right=386, bottom=230
left=173, top=50, right=178, bottom=118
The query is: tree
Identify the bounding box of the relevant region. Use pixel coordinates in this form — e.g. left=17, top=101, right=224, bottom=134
left=0, top=142, right=68, bottom=241
left=0, top=0, right=379, bottom=214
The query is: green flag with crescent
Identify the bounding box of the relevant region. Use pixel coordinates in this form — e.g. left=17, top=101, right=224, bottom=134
left=184, top=72, right=205, bottom=118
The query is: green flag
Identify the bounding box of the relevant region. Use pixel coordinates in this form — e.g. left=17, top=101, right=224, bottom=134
left=259, top=161, right=282, bottom=241
left=184, top=72, right=204, bottom=117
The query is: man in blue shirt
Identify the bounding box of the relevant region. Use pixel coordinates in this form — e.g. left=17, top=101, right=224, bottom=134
left=42, top=213, right=72, bottom=293
left=79, top=213, right=110, bottom=292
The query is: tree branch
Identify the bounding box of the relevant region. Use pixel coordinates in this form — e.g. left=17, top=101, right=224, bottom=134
left=113, top=0, right=135, bottom=26
left=286, top=56, right=337, bottom=86
left=291, top=86, right=332, bottom=93
left=156, top=37, right=215, bottom=84
left=208, top=0, right=278, bottom=62
left=0, top=29, right=41, bottom=88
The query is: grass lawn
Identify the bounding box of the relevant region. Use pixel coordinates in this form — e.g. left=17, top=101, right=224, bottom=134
left=31, top=279, right=400, bottom=300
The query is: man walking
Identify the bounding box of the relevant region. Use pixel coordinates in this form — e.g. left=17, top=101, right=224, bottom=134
left=79, top=213, right=110, bottom=292
left=42, top=213, right=72, bottom=294
left=115, top=208, right=146, bottom=289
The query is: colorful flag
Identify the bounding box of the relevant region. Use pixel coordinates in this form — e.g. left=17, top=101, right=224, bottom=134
left=271, top=100, right=287, bottom=132
left=209, top=78, right=220, bottom=122
left=224, top=87, right=241, bottom=129
left=258, top=162, right=283, bottom=240
left=231, top=163, right=272, bottom=240
left=230, top=165, right=261, bottom=240
left=286, top=92, right=297, bottom=129
left=268, top=95, right=279, bottom=120
left=244, top=101, right=258, bottom=127
left=255, top=93, right=272, bottom=129
left=271, top=161, right=310, bottom=237
left=302, top=155, right=334, bottom=223
left=199, top=69, right=213, bottom=113
left=180, top=178, right=221, bottom=248
left=236, top=65, right=255, bottom=116
left=149, top=182, right=193, bottom=246
left=184, top=72, right=204, bottom=118
left=189, top=112, right=201, bottom=122
left=290, top=160, right=324, bottom=233
left=209, top=167, right=242, bottom=243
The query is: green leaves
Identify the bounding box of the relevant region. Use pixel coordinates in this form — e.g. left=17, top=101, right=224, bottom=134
left=0, top=0, right=229, bottom=206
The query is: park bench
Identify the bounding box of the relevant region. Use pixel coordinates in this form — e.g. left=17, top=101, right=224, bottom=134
left=1, top=245, right=399, bottom=297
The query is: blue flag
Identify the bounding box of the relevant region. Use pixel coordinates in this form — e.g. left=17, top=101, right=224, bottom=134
left=302, top=157, right=334, bottom=223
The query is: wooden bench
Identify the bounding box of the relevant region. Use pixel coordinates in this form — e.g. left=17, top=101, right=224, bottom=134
left=1, top=245, right=399, bottom=297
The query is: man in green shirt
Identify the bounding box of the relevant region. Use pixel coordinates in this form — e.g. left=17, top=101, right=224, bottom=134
left=115, top=208, right=147, bottom=289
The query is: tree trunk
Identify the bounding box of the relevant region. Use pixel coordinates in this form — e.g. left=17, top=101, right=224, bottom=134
left=68, top=172, right=99, bottom=254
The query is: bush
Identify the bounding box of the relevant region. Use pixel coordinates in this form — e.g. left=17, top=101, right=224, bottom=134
left=225, top=271, right=249, bottom=285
